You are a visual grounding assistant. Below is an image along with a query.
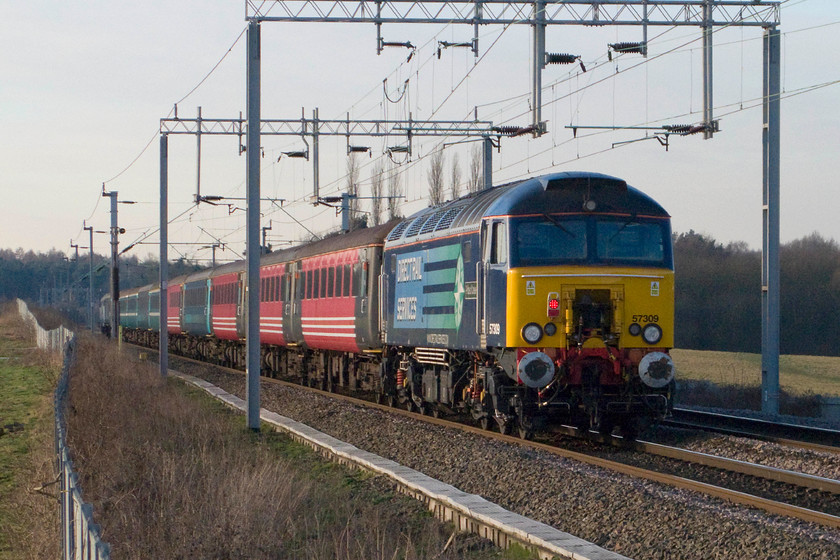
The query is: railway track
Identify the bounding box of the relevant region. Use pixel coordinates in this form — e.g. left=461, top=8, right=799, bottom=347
left=128, top=343, right=840, bottom=530
left=667, top=407, right=840, bottom=453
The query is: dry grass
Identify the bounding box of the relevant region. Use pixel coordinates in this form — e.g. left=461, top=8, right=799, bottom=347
left=66, top=335, right=505, bottom=559
left=0, top=304, right=60, bottom=560
left=671, top=348, right=833, bottom=417
left=672, top=348, right=840, bottom=397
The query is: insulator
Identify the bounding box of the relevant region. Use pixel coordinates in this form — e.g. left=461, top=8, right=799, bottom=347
left=283, top=150, right=308, bottom=158
left=493, top=125, right=520, bottom=135
left=662, top=124, right=693, bottom=135
left=348, top=146, right=371, bottom=154
left=609, top=42, right=645, bottom=55
left=545, top=53, right=578, bottom=65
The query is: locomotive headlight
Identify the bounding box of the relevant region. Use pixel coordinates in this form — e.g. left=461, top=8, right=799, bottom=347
left=522, top=322, right=543, bottom=344
left=628, top=322, right=641, bottom=336
left=642, top=323, right=663, bottom=345
left=544, top=322, right=557, bottom=336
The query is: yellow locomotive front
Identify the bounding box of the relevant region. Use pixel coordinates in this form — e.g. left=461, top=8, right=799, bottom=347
left=502, top=208, right=675, bottom=436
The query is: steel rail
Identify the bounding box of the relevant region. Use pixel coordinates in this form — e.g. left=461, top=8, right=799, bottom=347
left=128, top=344, right=840, bottom=529
left=632, top=440, right=840, bottom=494
left=669, top=408, right=840, bottom=453
left=546, top=423, right=840, bottom=494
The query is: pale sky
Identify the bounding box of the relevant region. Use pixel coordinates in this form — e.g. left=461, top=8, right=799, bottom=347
left=2, top=1, right=838, bottom=263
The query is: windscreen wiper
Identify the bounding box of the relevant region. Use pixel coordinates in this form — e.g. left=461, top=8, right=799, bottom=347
left=542, top=213, right=576, bottom=237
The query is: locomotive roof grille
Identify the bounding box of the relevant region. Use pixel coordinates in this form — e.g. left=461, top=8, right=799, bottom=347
left=386, top=221, right=410, bottom=241
left=404, top=213, right=434, bottom=237
left=420, top=208, right=447, bottom=234
left=434, top=206, right=464, bottom=231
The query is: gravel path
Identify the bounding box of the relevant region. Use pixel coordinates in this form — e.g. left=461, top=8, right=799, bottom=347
left=177, top=361, right=840, bottom=560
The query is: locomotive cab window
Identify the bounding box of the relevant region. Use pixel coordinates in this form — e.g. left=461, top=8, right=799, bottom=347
left=596, top=220, right=665, bottom=264
left=485, top=221, right=507, bottom=265
left=514, top=218, right=587, bottom=265
left=511, top=215, right=670, bottom=268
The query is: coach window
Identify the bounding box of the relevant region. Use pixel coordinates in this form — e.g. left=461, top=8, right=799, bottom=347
left=463, top=240, right=472, bottom=263
left=328, top=267, right=335, bottom=297
left=343, top=265, right=351, bottom=297
left=320, top=268, right=327, bottom=298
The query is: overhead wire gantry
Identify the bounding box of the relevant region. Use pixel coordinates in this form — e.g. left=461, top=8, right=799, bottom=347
left=157, top=1, right=784, bottom=430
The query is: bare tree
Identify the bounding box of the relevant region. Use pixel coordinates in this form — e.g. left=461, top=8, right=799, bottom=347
left=468, top=144, right=483, bottom=193
left=346, top=154, right=361, bottom=229
left=427, top=149, right=445, bottom=206
left=449, top=152, right=461, bottom=201
left=370, top=162, right=384, bottom=226
left=387, top=162, right=402, bottom=221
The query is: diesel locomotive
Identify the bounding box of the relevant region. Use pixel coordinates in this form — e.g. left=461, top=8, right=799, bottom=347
left=110, top=171, right=675, bottom=438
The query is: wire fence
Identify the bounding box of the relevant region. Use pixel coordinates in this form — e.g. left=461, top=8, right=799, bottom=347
left=16, top=299, right=111, bottom=560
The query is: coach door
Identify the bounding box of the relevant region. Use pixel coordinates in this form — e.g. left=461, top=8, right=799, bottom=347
left=235, top=273, right=246, bottom=338
left=478, top=219, right=508, bottom=347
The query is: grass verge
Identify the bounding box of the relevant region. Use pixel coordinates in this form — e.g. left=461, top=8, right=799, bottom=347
left=671, top=348, right=837, bottom=417
left=0, top=304, right=60, bottom=560
left=67, top=334, right=515, bottom=559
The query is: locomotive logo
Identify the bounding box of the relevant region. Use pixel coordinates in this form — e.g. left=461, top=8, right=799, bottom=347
left=393, top=243, right=466, bottom=331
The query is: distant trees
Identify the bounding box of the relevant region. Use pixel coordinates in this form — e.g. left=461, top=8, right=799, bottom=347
left=467, top=144, right=483, bottom=193
left=0, top=249, right=202, bottom=324
left=673, top=231, right=761, bottom=353
left=427, top=150, right=445, bottom=206
left=346, top=154, right=362, bottom=230
left=780, top=234, right=840, bottom=356
left=674, top=231, right=840, bottom=356
left=370, top=162, right=384, bottom=227
left=449, top=153, right=461, bottom=201
left=386, top=162, right=402, bottom=221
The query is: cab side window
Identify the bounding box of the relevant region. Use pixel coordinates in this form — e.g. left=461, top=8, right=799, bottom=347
left=489, top=221, right=507, bottom=264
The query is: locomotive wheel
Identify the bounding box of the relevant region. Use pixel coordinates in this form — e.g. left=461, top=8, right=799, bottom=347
left=386, top=394, right=396, bottom=408
left=517, top=425, right=533, bottom=440
left=375, top=393, right=384, bottom=405
left=496, top=417, right=511, bottom=436
left=479, top=416, right=491, bottom=431
left=431, top=406, right=442, bottom=419
left=619, top=418, right=640, bottom=441
left=404, top=399, right=414, bottom=412
left=597, top=417, right=616, bottom=437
